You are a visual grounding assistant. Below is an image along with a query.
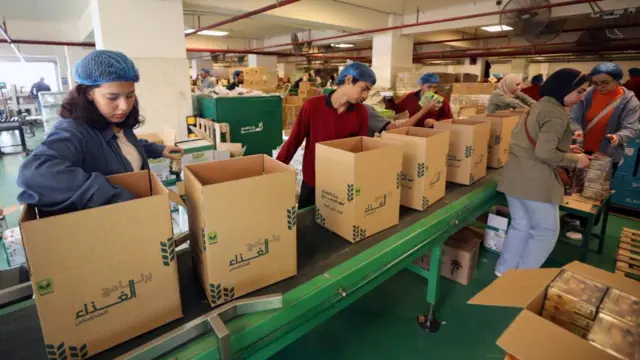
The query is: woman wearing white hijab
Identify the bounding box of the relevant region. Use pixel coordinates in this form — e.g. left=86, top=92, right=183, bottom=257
left=487, top=74, right=536, bottom=113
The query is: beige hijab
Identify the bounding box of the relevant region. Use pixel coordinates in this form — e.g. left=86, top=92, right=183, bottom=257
left=498, top=74, right=522, bottom=97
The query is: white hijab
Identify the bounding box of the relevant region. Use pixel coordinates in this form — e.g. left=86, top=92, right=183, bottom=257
left=498, top=74, right=522, bottom=97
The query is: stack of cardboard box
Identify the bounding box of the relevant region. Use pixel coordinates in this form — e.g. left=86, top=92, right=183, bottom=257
left=450, top=83, right=497, bottom=117
left=229, top=66, right=278, bottom=90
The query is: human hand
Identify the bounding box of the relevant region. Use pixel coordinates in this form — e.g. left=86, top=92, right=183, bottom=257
left=605, top=134, right=619, bottom=146
left=424, top=119, right=436, bottom=128
left=163, top=145, right=184, bottom=160
left=569, top=145, right=584, bottom=154
left=573, top=131, right=584, bottom=139
left=421, top=98, right=436, bottom=112
left=576, top=154, right=591, bottom=169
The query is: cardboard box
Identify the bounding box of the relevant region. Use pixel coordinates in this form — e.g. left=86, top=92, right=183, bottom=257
left=298, top=88, right=321, bottom=98
left=19, top=171, right=183, bottom=357
left=598, top=288, right=640, bottom=326
left=183, top=155, right=298, bottom=307
left=542, top=300, right=595, bottom=331
left=434, top=119, right=491, bottom=185
left=484, top=213, right=508, bottom=252
left=285, top=96, right=306, bottom=106
left=414, top=227, right=483, bottom=285
left=381, top=127, right=450, bottom=210
left=315, top=137, right=403, bottom=243
left=588, top=313, right=639, bottom=360
left=469, top=261, right=640, bottom=360
left=470, top=114, right=520, bottom=168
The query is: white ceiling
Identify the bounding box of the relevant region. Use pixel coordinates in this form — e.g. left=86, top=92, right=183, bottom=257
left=183, top=14, right=327, bottom=39
left=0, top=0, right=88, bottom=21
left=335, top=0, right=476, bottom=15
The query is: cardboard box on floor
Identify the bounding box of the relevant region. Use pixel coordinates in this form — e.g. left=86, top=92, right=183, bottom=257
left=19, top=171, right=183, bottom=358
left=414, top=227, right=483, bottom=285
left=381, top=127, right=450, bottom=210
left=434, top=119, right=491, bottom=185
left=315, top=137, right=403, bottom=243
left=469, top=113, right=520, bottom=168
left=469, top=261, right=640, bottom=360
left=184, top=155, right=297, bottom=307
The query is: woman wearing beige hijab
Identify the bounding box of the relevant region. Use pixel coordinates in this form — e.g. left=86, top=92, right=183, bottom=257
left=487, top=74, right=536, bottom=113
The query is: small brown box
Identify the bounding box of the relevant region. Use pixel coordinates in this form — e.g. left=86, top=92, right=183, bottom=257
left=588, top=313, right=639, bottom=360
left=541, top=310, right=590, bottom=338
left=546, top=270, right=608, bottom=320
left=599, top=289, right=640, bottom=327
left=542, top=300, right=594, bottom=330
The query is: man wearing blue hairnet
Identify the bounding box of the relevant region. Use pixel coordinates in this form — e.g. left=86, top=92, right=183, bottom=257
left=226, top=70, right=244, bottom=91
left=384, top=72, right=453, bottom=127
left=277, top=62, right=376, bottom=208
left=199, top=68, right=215, bottom=91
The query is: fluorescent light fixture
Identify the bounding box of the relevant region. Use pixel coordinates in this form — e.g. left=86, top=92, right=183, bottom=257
left=331, top=43, right=354, bottom=48
left=184, top=29, right=229, bottom=36
left=480, top=25, right=513, bottom=32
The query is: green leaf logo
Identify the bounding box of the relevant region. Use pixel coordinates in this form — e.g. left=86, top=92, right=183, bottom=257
left=314, top=208, right=326, bottom=226
left=223, top=286, right=236, bottom=301
left=287, top=207, right=297, bottom=230
left=207, top=232, right=218, bottom=245
left=200, top=228, right=207, bottom=252
left=396, top=172, right=402, bottom=189
left=352, top=225, right=367, bottom=242
left=45, top=342, right=66, bottom=360
left=494, top=135, right=502, bottom=145
left=69, top=344, right=88, bottom=360
left=36, top=278, right=53, bottom=296
left=465, top=146, right=473, bottom=159
left=469, top=173, right=475, bottom=184
left=209, top=283, right=222, bottom=305
left=417, top=163, right=426, bottom=178
left=160, top=237, right=176, bottom=266
left=347, top=184, right=354, bottom=202
left=355, top=186, right=360, bottom=196
left=422, top=196, right=430, bottom=210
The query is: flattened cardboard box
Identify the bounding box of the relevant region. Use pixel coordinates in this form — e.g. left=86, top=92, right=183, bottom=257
left=381, top=127, right=450, bottom=211
left=184, top=155, right=297, bottom=307
left=469, top=261, right=640, bottom=360
left=315, top=137, right=403, bottom=243
left=469, top=114, right=520, bottom=168
left=434, top=119, right=491, bottom=185
left=19, top=171, right=183, bottom=358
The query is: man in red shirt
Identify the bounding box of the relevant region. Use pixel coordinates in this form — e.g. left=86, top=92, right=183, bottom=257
left=384, top=72, right=453, bottom=127
left=276, top=62, right=376, bottom=208
left=624, top=67, right=640, bottom=100
left=521, top=74, right=543, bottom=101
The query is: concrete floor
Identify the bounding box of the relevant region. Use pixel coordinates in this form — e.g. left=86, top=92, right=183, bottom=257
left=1, top=126, right=637, bottom=359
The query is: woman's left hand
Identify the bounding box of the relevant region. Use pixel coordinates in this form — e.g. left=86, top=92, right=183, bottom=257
left=605, top=134, right=619, bottom=146
left=163, top=145, right=184, bottom=160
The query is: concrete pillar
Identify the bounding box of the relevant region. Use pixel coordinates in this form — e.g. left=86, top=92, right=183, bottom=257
left=371, top=15, right=414, bottom=89
left=90, top=0, right=191, bottom=139
left=462, top=57, right=486, bottom=81
left=278, top=63, right=296, bottom=82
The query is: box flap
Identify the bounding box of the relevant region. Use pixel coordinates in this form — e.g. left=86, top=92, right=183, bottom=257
left=564, top=261, right=640, bottom=298
left=497, top=310, right=615, bottom=360
left=468, top=268, right=560, bottom=308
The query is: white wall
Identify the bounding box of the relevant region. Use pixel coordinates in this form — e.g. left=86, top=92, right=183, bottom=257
left=532, top=61, right=640, bottom=81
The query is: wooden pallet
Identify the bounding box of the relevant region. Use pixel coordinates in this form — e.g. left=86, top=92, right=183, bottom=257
left=616, top=228, right=640, bottom=281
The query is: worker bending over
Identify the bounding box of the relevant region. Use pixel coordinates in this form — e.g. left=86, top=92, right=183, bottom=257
left=276, top=62, right=376, bottom=208
left=384, top=73, right=453, bottom=128
left=226, top=70, right=244, bottom=91
left=17, top=50, right=183, bottom=214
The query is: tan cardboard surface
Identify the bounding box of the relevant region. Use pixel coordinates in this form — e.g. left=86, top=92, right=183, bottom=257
left=184, top=155, right=297, bottom=307
left=468, top=268, right=560, bottom=308
left=434, top=119, right=491, bottom=185
left=20, top=171, right=182, bottom=357
left=315, top=137, right=403, bottom=242
left=470, top=114, right=520, bottom=168
left=381, top=127, right=450, bottom=210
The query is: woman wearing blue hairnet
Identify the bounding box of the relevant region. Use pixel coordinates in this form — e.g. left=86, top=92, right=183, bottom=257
left=569, top=63, right=639, bottom=170
left=384, top=73, right=453, bottom=127
left=277, top=62, right=375, bottom=208
left=16, top=50, right=183, bottom=213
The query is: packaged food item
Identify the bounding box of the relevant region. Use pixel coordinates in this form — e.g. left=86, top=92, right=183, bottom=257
left=599, top=288, right=640, bottom=327
left=546, top=270, right=608, bottom=320
left=419, top=91, right=444, bottom=106
left=588, top=313, right=639, bottom=360
left=542, top=300, right=594, bottom=330
left=541, top=310, right=590, bottom=338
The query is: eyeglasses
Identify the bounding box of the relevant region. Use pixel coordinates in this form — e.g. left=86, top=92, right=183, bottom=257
left=592, top=80, right=613, bottom=87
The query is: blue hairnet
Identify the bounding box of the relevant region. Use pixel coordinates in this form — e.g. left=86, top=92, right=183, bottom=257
left=73, top=50, right=139, bottom=86
left=200, top=68, right=211, bottom=74
left=336, top=62, right=376, bottom=86
left=418, top=73, right=440, bottom=85
left=233, top=70, right=243, bottom=80
left=531, top=74, right=544, bottom=85
left=630, top=68, right=640, bottom=77
left=590, top=62, right=623, bottom=81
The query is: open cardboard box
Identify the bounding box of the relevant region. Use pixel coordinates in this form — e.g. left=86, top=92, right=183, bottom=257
left=469, top=113, right=520, bottom=168
left=434, top=119, right=491, bottom=185
left=469, top=261, right=640, bottom=360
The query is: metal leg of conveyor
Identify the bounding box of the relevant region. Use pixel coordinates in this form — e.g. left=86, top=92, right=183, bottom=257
left=116, top=293, right=283, bottom=360
left=411, top=242, right=443, bottom=333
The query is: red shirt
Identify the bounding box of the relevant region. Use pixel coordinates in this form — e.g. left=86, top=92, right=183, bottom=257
left=521, top=84, right=542, bottom=101
left=624, top=77, right=640, bottom=100
left=384, top=90, right=453, bottom=126
left=276, top=93, right=368, bottom=187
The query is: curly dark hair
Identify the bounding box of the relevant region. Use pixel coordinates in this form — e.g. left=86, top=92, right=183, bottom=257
left=59, top=85, right=143, bottom=130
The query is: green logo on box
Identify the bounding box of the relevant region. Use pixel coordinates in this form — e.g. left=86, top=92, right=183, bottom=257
left=36, top=278, right=54, bottom=296
left=207, top=232, right=218, bottom=245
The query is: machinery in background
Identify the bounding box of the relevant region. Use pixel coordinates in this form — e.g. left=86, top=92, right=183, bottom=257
left=0, top=82, right=30, bottom=155
left=38, top=91, right=66, bottom=136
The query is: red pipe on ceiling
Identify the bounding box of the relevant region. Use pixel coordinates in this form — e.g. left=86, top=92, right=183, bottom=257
left=185, top=0, right=301, bottom=37
left=186, top=47, right=292, bottom=56
left=0, top=38, right=95, bottom=47
left=246, top=0, right=601, bottom=51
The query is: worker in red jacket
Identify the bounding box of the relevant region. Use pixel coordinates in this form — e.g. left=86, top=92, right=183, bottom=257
left=624, top=67, right=640, bottom=100
left=276, top=62, right=376, bottom=208
left=384, top=73, right=453, bottom=127
left=521, top=74, right=544, bottom=101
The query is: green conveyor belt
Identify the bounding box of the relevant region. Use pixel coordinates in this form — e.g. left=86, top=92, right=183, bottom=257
left=0, top=170, right=504, bottom=360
